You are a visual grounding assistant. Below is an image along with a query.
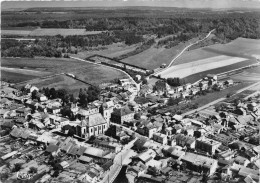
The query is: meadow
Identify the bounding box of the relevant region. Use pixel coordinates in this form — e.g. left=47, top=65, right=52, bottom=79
left=2, top=57, right=127, bottom=93
left=1, top=28, right=103, bottom=36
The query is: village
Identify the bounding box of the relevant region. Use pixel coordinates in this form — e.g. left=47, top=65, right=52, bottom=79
left=0, top=73, right=260, bottom=183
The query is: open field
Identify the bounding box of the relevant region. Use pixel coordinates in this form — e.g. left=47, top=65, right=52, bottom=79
left=172, top=48, right=220, bottom=66
left=156, top=55, right=251, bottom=79
left=229, top=66, right=260, bottom=82
left=29, top=28, right=103, bottom=36
left=1, top=28, right=103, bottom=36
left=1, top=57, right=127, bottom=92
left=1, top=29, right=32, bottom=36
left=15, top=75, right=88, bottom=95
left=1, top=70, right=36, bottom=83
left=121, top=37, right=200, bottom=70
left=183, top=60, right=257, bottom=83
left=72, top=43, right=139, bottom=59
left=204, top=38, right=260, bottom=58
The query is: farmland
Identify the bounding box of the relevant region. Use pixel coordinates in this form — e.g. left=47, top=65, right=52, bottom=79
left=1, top=57, right=127, bottom=94
left=156, top=55, right=253, bottom=79
left=1, top=28, right=103, bottom=36
left=183, top=60, right=257, bottom=83
left=121, top=37, right=201, bottom=70
left=230, top=66, right=260, bottom=82
left=15, top=75, right=89, bottom=95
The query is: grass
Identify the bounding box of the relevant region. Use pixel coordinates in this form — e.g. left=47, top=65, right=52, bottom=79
left=29, top=28, right=103, bottom=36
left=1, top=70, right=36, bottom=83
left=15, top=75, right=89, bottom=95
left=2, top=57, right=127, bottom=94
left=204, top=38, right=260, bottom=58
left=192, top=82, right=254, bottom=107
left=172, top=47, right=220, bottom=66
left=183, top=59, right=257, bottom=83
left=72, top=43, right=139, bottom=59
left=121, top=38, right=200, bottom=70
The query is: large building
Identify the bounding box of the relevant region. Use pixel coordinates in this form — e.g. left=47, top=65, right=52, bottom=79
left=110, top=106, right=134, bottom=124
left=76, top=113, right=108, bottom=138
left=195, top=137, right=222, bottom=155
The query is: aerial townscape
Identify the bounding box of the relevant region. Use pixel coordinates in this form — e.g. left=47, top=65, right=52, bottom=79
left=1, top=1, right=260, bottom=183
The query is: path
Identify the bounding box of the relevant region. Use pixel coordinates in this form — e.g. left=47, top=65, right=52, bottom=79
left=70, top=56, right=137, bottom=86
left=153, top=29, right=215, bottom=76
left=182, top=81, right=260, bottom=116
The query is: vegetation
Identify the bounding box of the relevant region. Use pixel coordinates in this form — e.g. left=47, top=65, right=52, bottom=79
left=2, top=9, right=260, bottom=58
left=166, top=77, right=186, bottom=87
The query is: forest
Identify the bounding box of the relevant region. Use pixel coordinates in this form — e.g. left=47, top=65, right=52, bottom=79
left=1, top=9, right=260, bottom=58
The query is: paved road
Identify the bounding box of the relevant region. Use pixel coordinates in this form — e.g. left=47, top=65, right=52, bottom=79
left=154, top=29, right=215, bottom=76
left=182, top=81, right=260, bottom=116
left=70, top=56, right=137, bottom=86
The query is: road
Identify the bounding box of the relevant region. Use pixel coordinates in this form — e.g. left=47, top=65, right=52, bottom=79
left=182, top=81, right=260, bottom=116
left=70, top=56, right=137, bottom=86
left=153, top=29, right=215, bottom=76
left=100, top=138, right=137, bottom=183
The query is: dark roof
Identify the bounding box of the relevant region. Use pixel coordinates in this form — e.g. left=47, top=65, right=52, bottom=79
left=76, top=146, right=87, bottom=156
left=46, top=144, right=59, bottom=153
left=112, top=106, right=133, bottom=117
left=102, top=160, right=113, bottom=171
left=134, top=137, right=147, bottom=149
left=134, top=97, right=150, bottom=104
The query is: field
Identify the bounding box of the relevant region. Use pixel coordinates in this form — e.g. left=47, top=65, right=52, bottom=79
left=1, top=28, right=103, bottom=36
left=183, top=60, right=257, bottom=83
left=154, top=38, right=259, bottom=82
left=121, top=37, right=200, bottom=70
left=204, top=38, right=260, bottom=58
left=230, top=66, right=260, bottom=82
left=156, top=55, right=251, bottom=79
left=1, top=57, right=127, bottom=94
left=1, top=70, right=36, bottom=83
left=72, top=43, right=139, bottom=59
left=15, top=75, right=89, bottom=95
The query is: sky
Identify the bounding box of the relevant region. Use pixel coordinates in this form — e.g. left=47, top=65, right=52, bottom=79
left=2, top=0, right=260, bottom=10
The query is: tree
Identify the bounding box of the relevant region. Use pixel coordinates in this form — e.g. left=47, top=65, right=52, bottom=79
left=87, top=85, right=100, bottom=102
left=57, top=89, right=68, bottom=100
left=28, top=167, right=37, bottom=174
left=78, top=89, right=88, bottom=107
left=49, top=88, right=57, bottom=99
left=13, top=163, right=22, bottom=172
left=134, top=113, right=141, bottom=120
left=31, top=90, right=38, bottom=100
left=167, top=77, right=185, bottom=87
left=44, top=87, right=50, bottom=98
left=168, top=97, right=182, bottom=106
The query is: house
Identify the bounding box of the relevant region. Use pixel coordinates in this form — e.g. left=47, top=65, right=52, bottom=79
left=119, top=78, right=132, bottom=86
left=181, top=152, right=218, bottom=176
left=195, top=137, right=222, bottom=155
left=234, top=156, right=250, bottom=166
left=136, top=123, right=158, bottom=138
left=35, top=93, right=48, bottom=102
left=75, top=113, right=108, bottom=138
left=174, top=134, right=196, bottom=149
left=154, top=80, right=170, bottom=93
left=110, top=106, right=134, bottom=124
left=153, top=133, right=167, bottom=145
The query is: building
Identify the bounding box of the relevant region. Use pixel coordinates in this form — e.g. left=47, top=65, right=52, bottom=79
left=99, top=101, right=114, bottom=123
left=110, top=106, right=134, bottom=124
left=153, top=133, right=167, bottom=145
left=76, top=113, right=108, bottom=138
left=154, top=80, right=170, bottom=93
left=181, top=152, right=218, bottom=176
left=174, top=134, right=196, bottom=149
left=195, top=137, right=222, bottom=155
